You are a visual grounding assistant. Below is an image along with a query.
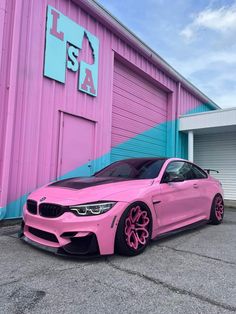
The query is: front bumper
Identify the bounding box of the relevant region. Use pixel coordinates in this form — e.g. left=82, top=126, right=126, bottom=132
left=20, top=234, right=100, bottom=258
left=20, top=202, right=127, bottom=256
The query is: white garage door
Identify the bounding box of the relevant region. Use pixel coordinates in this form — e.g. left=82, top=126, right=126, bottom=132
left=194, top=132, right=236, bottom=200
left=111, top=61, right=168, bottom=162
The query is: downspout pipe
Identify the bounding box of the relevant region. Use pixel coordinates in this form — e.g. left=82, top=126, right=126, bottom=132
left=175, top=82, right=181, bottom=157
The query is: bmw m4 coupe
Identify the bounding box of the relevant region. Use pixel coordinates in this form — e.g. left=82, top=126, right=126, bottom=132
left=19, top=158, right=224, bottom=256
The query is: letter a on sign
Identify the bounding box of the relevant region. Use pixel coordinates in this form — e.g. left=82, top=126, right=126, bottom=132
left=78, top=30, right=99, bottom=97
left=81, top=69, right=96, bottom=95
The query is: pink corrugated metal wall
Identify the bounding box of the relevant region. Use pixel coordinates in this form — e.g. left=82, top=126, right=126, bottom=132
left=179, top=87, right=203, bottom=115
left=0, top=0, right=213, bottom=218
left=111, top=60, right=168, bottom=160
left=2, top=0, right=114, bottom=211
left=0, top=0, right=15, bottom=196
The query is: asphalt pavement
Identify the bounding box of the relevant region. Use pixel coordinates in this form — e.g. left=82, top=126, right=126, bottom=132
left=0, top=209, right=236, bottom=314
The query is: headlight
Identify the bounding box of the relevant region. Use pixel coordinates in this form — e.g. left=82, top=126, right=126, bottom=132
left=69, top=202, right=117, bottom=216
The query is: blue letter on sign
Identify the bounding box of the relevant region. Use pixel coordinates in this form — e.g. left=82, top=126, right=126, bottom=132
left=44, top=6, right=99, bottom=97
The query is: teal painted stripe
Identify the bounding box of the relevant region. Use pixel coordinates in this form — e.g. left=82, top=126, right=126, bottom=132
left=0, top=194, right=28, bottom=220
left=111, top=121, right=172, bottom=162
left=0, top=153, right=111, bottom=219
left=1, top=103, right=215, bottom=219
left=0, top=122, right=169, bottom=219
left=188, top=103, right=216, bottom=114
left=176, top=104, right=215, bottom=158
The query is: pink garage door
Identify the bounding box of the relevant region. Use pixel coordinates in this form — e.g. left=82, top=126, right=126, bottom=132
left=111, top=61, right=168, bottom=162
left=58, top=113, right=95, bottom=178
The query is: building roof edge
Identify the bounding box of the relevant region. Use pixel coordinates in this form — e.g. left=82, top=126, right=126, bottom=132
left=73, top=0, right=220, bottom=109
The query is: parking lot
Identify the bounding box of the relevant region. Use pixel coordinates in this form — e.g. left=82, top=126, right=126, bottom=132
left=0, top=209, right=236, bottom=314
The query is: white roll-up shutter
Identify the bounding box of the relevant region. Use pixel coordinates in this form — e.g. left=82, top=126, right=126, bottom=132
left=194, top=132, right=236, bottom=200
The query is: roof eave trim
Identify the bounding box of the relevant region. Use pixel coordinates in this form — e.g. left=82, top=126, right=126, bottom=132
left=72, top=0, right=220, bottom=109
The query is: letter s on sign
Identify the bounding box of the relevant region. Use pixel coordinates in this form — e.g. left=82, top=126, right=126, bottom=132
left=67, top=46, right=79, bottom=72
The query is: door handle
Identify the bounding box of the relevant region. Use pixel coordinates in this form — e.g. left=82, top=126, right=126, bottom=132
left=193, top=184, right=198, bottom=189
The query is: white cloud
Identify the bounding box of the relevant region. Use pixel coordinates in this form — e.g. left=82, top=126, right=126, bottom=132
left=180, top=27, right=194, bottom=40
left=214, top=92, right=236, bottom=108
left=168, top=50, right=236, bottom=77
left=98, top=0, right=236, bottom=109
left=167, top=49, right=236, bottom=109
left=181, top=5, right=236, bottom=40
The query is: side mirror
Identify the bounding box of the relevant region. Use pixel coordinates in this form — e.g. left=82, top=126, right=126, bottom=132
left=169, top=174, right=185, bottom=182
left=163, top=173, right=185, bottom=183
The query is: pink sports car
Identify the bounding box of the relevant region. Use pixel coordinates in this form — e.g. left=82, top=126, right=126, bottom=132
left=19, top=158, right=224, bottom=257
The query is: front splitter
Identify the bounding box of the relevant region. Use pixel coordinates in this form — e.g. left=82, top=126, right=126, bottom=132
left=20, top=235, right=102, bottom=259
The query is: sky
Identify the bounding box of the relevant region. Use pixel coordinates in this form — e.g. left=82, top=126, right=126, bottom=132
left=97, top=0, right=236, bottom=108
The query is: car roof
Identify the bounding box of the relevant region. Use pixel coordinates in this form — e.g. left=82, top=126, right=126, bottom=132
left=115, top=157, right=197, bottom=165
left=115, top=157, right=168, bottom=162
left=114, top=157, right=194, bottom=162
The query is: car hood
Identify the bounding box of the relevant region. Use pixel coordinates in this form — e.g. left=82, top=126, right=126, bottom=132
left=28, top=176, right=154, bottom=205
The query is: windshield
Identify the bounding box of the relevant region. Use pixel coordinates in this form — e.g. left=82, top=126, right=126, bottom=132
left=94, top=159, right=166, bottom=179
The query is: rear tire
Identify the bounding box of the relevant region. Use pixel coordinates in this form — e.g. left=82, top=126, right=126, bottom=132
left=209, top=194, right=224, bottom=225
left=115, top=202, right=152, bottom=256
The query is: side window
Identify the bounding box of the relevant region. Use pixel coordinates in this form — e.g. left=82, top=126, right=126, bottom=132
left=191, top=164, right=208, bottom=179
left=162, top=161, right=185, bottom=182
left=165, top=162, right=185, bottom=175
left=181, top=162, right=195, bottom=180
left=162, top=161, right=196, bottom=182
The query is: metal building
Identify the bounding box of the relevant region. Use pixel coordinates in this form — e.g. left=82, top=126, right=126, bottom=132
left=0, top=0, right=219, bottom=219
left=180, top=108, right=236, bottom=201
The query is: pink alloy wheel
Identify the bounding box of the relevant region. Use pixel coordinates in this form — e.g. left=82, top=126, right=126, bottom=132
left=124, top=205, right=150, bottom=250
left=215, top=196, right=224, bottom=221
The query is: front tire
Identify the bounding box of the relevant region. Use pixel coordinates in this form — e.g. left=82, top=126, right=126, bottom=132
left=115, top=202, right=152, bottom=256
left=210, top=194, right=224, bottom=225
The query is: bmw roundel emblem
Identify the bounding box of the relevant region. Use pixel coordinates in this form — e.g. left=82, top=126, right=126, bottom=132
left=40, top=196, right=46, bottom=202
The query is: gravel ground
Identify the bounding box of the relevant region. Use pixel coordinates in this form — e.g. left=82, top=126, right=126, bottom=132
left=0, top=209, right=236, bottom=314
